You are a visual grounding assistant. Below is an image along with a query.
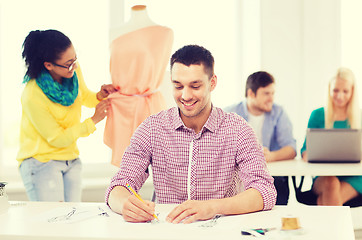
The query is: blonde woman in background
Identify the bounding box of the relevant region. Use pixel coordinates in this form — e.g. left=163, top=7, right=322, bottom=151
left=301, top=67, right=361, bottom=205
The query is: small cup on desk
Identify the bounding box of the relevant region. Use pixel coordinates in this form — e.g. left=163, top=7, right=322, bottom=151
left=280, top=214, right=305, bottom=236
left=281, top=215, right=301, bottom=230
left=0, top=182, right=10, bottom=215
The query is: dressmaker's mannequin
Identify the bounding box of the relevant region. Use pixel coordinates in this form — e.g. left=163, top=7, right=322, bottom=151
left=105, top=4, right=174, bottom=166
left=109, top=5, right=158, bottom=43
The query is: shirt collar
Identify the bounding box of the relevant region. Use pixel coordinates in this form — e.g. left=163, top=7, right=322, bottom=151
left=170, top=107, right=184, bottom=130
left=244, top=100, right=272, bottom=118
left=243, top=100, right=250, bottom=120
left=170, top=105, right=219, bottom=133
left=203, top=105, right=218, bottom=133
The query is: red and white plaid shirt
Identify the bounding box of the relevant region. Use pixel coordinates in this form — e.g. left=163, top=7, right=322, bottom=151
left=105, top=107, right=276, bottom=210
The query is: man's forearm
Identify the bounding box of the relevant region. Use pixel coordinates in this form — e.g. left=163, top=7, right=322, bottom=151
left=108, top=186, right=131, bottom=214
left=166, top=188, right=265, bottom=224
left=270, top=146, right=296, bottom=161
left=214, top=188, right=264, bottom=215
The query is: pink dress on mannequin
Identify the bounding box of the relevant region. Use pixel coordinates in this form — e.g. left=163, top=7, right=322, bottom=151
left=104, top=25, right=173, bottom=166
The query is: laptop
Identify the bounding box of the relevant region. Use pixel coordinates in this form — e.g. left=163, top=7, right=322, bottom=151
left=306, top=128, right=361, bottom=163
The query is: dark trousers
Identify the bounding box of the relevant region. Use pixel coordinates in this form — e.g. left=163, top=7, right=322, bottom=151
left=273, top=176, right=290, bottom=205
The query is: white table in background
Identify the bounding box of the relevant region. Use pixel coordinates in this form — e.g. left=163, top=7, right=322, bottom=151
left=267, top=158, right=362, bottom=176
left=0, top=201, right=355, bottom=240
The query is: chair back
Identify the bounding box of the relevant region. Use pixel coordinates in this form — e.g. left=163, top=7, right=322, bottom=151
left=292, top=176, right=317, bottom=205
left=291, top=176, right=362, bottom=207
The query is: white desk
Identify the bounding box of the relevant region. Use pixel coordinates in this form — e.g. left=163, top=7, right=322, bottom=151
left=267, top=158, right=362, bottom=231
left=0, top=201, right=355, bottom=240
left=267, top=158, right=362, bottom=176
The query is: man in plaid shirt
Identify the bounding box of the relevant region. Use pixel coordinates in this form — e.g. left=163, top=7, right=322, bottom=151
left=106, top=45, right=277, bottom=224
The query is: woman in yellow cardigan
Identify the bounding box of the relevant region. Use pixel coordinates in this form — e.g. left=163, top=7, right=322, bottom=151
left=17, top=29, right=118, bottom=202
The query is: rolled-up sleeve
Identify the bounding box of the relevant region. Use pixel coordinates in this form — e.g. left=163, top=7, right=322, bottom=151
left=237, top=125, right=277, bottom=210
left=275, top=107, right=296, bottom=151
left=105, top=119, right=152, bottom=203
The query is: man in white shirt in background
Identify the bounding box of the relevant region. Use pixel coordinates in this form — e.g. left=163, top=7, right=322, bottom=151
left=225, top=71, right=296, bottom=205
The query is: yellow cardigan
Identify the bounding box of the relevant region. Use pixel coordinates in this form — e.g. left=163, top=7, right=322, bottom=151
left=17, top=67, right=99, bottom=164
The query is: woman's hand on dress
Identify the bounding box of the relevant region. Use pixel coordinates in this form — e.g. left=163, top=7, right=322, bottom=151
left=91, top=99, right=111, bottom=124
left=97, top=84, right=119, bottom=100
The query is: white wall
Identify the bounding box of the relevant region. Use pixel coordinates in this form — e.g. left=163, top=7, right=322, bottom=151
left=260, top=0, right=304, bottom=150
left=302, top=0, right=342, bottom=113
left=341, top=0, right=362, bottom=92
left=259, top=0, right=343, bottom=153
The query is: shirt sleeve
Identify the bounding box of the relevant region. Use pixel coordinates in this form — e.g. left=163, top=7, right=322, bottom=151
left=274, top=107, right=296, bottom=151
left=236, top=125, right=277, bottom=210
left=105, top=118, right=152, bottom=203
left=300, top=108, right=325, bottom=155
left=22, top=84, right=96, bottom=149
left=224, top=102, right=248, bottom=120
left=76, top=66, right=99, bottom=108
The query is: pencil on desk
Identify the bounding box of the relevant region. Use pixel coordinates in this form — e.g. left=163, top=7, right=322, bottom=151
left=126, top=183, right=159, bottom=221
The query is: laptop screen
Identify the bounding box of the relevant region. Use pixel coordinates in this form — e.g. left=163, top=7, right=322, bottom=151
left=306, top=128, right=361, bottom=163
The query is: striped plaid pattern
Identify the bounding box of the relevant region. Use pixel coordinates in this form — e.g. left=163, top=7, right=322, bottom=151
left=106, top=107, right=276, bottom=210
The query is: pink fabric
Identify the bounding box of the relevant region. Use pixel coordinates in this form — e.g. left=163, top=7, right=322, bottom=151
left=104, top=26, right=174, bottom=166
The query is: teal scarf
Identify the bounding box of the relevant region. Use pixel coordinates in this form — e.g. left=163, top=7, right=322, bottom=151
left=23, top=71, right=79, bottom=106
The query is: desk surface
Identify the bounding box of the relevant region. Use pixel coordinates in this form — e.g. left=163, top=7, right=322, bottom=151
left=267, top=158, right=362, bottom=176
left=0, top=201, right=355, bottom=240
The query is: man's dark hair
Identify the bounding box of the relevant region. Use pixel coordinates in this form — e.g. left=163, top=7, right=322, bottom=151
left=170, top=45, right=214, bottom=78
left=245, top=71, right=275, bottom=97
